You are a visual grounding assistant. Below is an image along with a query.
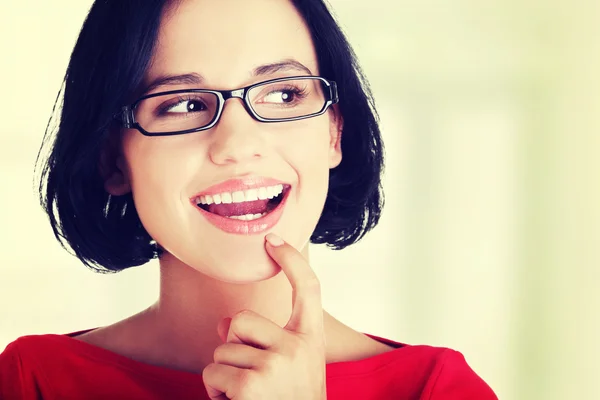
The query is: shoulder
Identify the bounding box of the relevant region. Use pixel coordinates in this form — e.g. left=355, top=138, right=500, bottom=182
left=414, top=346, right=498, bottom=400
left=2, top=333, right=55, bottom=350
left=381, top=344, right=498, bottom=400
left=1, top=334, right=52, bottom=366
left=327, top=334, right=498, bottom=399
left=0, top=335, right=58, bottom=400
left=0, top=330, right=101, bottom=399
left=1, top=333, right=71, bottom=363
left=0, top=329, right=99, bottom=367
left=0, top=333, right=70, bottom=368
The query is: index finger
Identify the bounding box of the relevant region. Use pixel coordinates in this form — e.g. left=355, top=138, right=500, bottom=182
left=265, top=233, right=324, bottom=338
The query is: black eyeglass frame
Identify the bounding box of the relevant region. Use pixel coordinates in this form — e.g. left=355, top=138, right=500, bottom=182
left=118, top=75, right=339, bottom=136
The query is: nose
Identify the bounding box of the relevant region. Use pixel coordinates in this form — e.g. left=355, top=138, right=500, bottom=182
left=208, top=98, right=265, bottom=165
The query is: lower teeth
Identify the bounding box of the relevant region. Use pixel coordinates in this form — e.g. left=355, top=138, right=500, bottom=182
left=227, top=212, right=267, bottom=221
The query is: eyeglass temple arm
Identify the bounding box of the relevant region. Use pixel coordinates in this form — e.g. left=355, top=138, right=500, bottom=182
left=329, top=81, right=339, bottom=104
left=115, top=106, right=135, bottom=128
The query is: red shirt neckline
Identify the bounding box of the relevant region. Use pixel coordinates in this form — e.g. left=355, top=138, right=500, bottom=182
left=44, top=328, right=409, bottom=385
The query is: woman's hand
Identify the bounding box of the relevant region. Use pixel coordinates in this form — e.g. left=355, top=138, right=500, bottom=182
left=202, top=233, right=327, bottom=400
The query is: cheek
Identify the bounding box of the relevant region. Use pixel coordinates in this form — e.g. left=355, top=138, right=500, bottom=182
left=123, top=136, right=205, bottom=236
left=280, top=117, right=333, bottom=162
left=126, top=134, right=203, bottom=184
left=281, top=120, right=334, bottom=223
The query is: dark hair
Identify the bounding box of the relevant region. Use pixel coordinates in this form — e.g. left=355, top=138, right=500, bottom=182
left=36, top=0, right=385, bottom=273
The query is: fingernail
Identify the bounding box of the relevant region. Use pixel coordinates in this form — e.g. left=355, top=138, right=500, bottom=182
left=265, top=233, right=284, bottom=247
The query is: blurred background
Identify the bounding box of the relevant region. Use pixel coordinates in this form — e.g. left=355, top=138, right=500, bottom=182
left=1, top=1, right=598, bottom=399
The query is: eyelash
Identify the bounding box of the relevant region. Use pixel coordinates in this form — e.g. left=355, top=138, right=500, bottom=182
left=270, top=85, right=308, bottom=100
left=156, top=95, right=206, bottom=116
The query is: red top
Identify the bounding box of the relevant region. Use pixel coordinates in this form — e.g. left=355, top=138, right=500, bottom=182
left=0, top=329, right=497, bottom=399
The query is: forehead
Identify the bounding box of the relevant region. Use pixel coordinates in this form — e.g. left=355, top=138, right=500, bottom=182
left=147, top=0, right=319, bottom=88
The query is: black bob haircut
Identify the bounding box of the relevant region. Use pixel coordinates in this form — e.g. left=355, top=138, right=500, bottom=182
left=36, top=0, right=385, bottom=273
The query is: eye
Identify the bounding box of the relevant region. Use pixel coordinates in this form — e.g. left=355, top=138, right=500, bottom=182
left=165, top=98, right=207, bottom=114
left=263, top=89, right=299, bottom=104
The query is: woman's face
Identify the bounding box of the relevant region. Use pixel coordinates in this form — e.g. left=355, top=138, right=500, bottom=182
left=107, top=0, right=342, bottom=283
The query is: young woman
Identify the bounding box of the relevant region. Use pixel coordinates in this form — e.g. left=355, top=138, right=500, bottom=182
left=0, top=0, right=497, bottom=399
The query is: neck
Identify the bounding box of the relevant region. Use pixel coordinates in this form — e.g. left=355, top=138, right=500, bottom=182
left=144, top=245, right=313, bottom=370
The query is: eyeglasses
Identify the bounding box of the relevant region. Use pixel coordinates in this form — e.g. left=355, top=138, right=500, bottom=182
left=118, top=76, right=339, bottom=136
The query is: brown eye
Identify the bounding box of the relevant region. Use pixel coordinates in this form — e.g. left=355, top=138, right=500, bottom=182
left=164, top=99, right=208, bottom=114
left=263, top=89, right=298, bottom=103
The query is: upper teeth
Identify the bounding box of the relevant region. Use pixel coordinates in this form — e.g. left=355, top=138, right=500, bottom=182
left=196, top=184, right=285, bottom=205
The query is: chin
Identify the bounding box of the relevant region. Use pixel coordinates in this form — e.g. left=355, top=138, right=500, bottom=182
left=175, top=238, right=285, bottom=284
left=156, top=245, right=283, bottom=284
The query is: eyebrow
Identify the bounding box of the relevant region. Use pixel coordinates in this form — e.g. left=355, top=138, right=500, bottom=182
left=252, top=59, right=313, bottom=77
left=141, top=59, right=313, bottom=95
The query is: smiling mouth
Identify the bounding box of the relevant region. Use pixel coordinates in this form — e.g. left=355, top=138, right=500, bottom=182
left=195, top=184, right=291, bottom=221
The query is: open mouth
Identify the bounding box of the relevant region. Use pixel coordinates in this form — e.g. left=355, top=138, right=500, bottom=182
left=195, top=184, right=291, bottom=221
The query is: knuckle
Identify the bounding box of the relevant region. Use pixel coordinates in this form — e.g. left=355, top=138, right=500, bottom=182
left=288, top=339, right=308, bottom=360
left=301, top=277, right=322, bottom=292
left=307, top=276, right=321, bottom=287
left=202, top=362, right=217, bottom=379
left=231, top=309, right=252, bottom=328
left=212, top=344, right=228, bottom=363
left=238, top=369, right=260, bottom=396
left=261, top=351, right=282, bottom=373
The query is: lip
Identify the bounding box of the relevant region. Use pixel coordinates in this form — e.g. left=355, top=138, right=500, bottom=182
left=191, top=185, right=291, bottom=235
left=191, top=176, right=289, bottom=198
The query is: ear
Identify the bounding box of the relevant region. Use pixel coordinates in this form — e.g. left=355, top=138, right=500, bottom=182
left=99, top=131, right=131, bottom=196
left=328, top=105, right=343, bottom=169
